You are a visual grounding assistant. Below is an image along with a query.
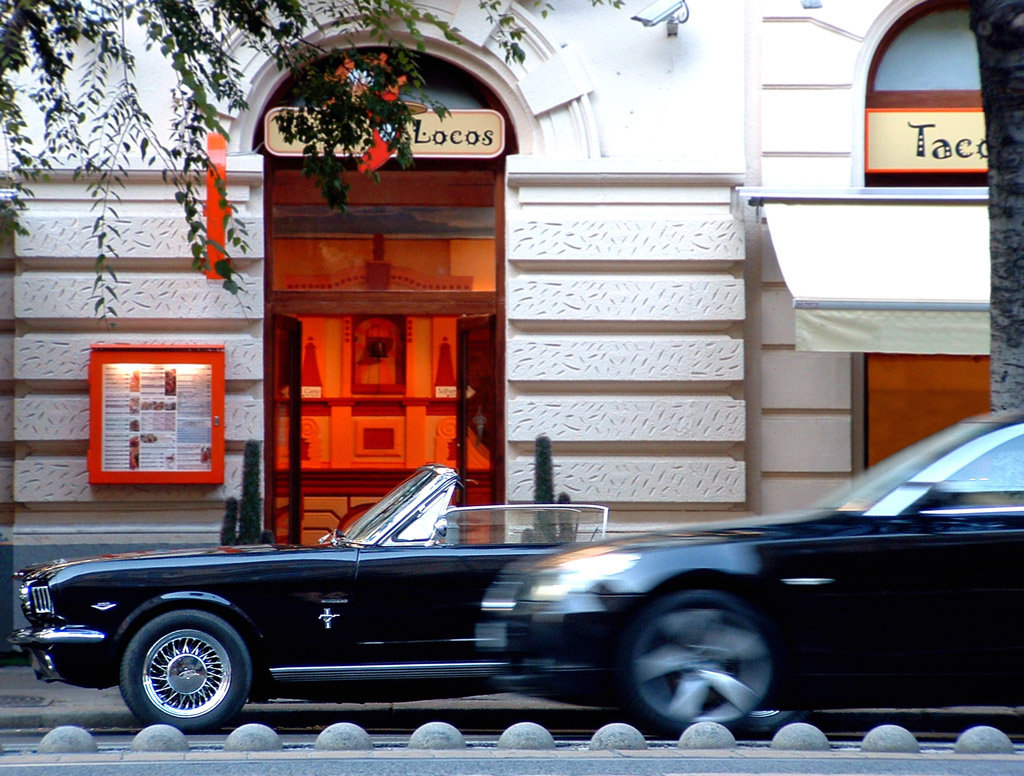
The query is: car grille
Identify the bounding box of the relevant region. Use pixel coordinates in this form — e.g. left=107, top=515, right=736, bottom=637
left=21, top=583, right=54, bottom=617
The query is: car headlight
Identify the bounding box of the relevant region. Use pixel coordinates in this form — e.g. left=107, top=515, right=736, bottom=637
left=525, top=551, right=640, bottom=602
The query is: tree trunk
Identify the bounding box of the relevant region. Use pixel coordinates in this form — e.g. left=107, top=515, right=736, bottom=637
left=972, top=0, right=1024, bottom=411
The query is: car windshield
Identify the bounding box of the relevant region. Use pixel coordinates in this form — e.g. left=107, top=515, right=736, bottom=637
left=343, top=469, right=448, bottom=544
left=815, top=418, right=998, bottom=512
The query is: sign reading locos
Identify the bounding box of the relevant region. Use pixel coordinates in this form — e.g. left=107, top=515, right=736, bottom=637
left=264, top=107, right=505, bottom=159
left=865, top=108, right=987, bottom=173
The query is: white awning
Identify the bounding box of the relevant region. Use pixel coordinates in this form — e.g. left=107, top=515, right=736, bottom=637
left=748, top=189, right=990, bottom=354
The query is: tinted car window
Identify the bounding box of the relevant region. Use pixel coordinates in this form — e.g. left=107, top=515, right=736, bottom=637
left=944, top=431, right=1024, bottom=491
left=818, top=419, right=994, bottom=513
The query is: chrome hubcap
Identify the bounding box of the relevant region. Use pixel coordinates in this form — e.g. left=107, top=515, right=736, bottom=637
left=142, top=629, right=231, bottom=718
left=633, top=607, right=771, bottom=725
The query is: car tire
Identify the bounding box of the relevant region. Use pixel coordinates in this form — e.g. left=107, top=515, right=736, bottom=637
left=614, top=590, right=779, bottom=738
left=119, top=609, right=252, bottom=732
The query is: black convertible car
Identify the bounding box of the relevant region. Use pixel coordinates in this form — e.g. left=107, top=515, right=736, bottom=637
left=9, top=465, right=607, bottom=731
left=480, top=412, right=1024, bottom=737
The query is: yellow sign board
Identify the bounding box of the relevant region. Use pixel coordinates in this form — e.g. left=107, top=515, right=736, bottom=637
left=865, top=109, right=987, bottom=173
left=264, top=107, right=505, bottom=159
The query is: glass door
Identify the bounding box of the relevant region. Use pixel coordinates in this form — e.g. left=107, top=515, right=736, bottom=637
left=273, top=315, right=303, bottom=544
left=457, top=314, right=497, bottom=506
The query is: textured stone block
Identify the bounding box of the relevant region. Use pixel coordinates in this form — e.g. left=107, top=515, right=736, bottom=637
left=16, top=334, right=262, bottom=381
left=507, top=456, right=746, bottom=503
left=509, top=275, right=744, bottom=322
left=508, top=218, right=744, bottom=262
left=16, top=272, right=262, bottom=320
left=508, top=396, right=745, bottom=443
left=507, top=336, right=743, bottom=383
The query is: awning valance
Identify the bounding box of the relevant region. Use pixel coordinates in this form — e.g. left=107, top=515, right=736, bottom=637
left=745, top=189, right=990, bottom=354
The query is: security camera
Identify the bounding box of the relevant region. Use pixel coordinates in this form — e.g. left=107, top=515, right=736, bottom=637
left=631, top=0, right=689, bottom=27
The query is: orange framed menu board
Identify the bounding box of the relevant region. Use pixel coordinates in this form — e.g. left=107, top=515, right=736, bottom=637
left=88, top=345, right=226, bottom=484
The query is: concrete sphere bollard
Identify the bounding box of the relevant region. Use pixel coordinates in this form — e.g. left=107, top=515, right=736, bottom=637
left=861, top=724, right=920, bottom=753
left=130, top=724, right=189, bottom=752
left=589, top=722, right=647, bottom=750
left=770, top=722, right=829, bottom=751
left=38, top=726, right=98, bottom=754
left=678, top=721, right=736, bottom=750
left=223, top=723, right=283, bottom=752
left=314, top=722, right=373, bottom=751
left=407, top=721, right=466, bottom=750
left=497, top=722, right=557, bottom=750
left=954, top=725, right=1015, bottom=754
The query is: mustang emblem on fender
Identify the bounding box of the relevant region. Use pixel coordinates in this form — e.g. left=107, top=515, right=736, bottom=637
left=318, top=608, right=341, bottom=629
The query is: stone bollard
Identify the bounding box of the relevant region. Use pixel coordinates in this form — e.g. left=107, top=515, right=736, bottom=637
left=38, top=726, right=98, bottom=754
left=497, top=722, right=557, bottom=750
left=770, top=722, right=829, bottom=752
left=130, top=724, right=189, bottom=752
left=224, top=723, right=283, bottom=752
left=954, top=725, right=1015, bottom=754
left=861, top=724, right=920, bottom=754
left=589, top=723, right=647, bottom=750
left=678, top=721, right=736, bottom=750
left=407, top=721, right=466, bottom=750
left=315, top=722, right=374, bottom=751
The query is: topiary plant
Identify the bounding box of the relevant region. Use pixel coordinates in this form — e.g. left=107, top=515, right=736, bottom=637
left=220, top=497, right=239, bottom=546
left=236, top=440, right=264, bottom=544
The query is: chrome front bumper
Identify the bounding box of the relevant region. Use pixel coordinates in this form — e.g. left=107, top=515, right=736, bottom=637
left=9, top=627, right=106, bottom=646
left=8, top=627, right=107, bottom=683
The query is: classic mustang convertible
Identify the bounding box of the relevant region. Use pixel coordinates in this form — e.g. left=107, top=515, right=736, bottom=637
left=9, top=465, right=607, bottom=731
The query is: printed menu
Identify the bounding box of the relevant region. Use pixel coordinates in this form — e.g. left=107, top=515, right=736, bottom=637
left=101, top=364, right=213, bottom=473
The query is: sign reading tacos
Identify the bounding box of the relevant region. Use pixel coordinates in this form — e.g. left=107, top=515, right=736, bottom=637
left=264, top=107, right=505, bottom=159
left=866, top=108, right=987, bottom=173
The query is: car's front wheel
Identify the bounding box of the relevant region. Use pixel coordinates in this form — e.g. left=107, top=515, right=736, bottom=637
left=119, top=609, right=252, bottom=732
left=615, top=590, right=779, bottom=737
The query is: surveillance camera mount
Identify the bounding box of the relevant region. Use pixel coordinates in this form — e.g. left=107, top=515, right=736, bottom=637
left=631, top=0, right=688, bottom=34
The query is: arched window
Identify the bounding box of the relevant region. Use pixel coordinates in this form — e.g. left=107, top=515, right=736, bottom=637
left=865, top=2, right=984, bottom=187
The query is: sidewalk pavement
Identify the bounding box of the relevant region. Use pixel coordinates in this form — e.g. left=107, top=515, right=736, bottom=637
left=0, top=665, right=620, bottom=733
left=2, top=664, right=1024, bottom=738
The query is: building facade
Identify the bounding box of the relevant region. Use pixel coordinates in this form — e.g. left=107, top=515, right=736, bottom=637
left=0, top=0, right=986, bottom=634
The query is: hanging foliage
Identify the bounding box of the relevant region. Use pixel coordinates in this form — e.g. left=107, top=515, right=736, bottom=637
left=0, top=0, right=620, bottom=314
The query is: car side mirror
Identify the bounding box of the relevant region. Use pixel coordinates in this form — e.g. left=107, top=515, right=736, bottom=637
left=427, top=516, right=448, bottom=546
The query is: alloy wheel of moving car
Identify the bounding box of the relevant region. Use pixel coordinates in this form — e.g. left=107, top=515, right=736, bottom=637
left=120, top=609, right=252, bottom=732
left=615, top=590, right=778, bottom=737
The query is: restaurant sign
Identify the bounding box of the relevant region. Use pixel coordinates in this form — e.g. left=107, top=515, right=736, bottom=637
left=865, top=108, right=986, bottom=173
left=264, top=107, right=505, bottom=159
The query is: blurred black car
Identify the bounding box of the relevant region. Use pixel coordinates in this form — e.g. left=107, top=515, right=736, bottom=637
left=480, top=413, right=1024, bottom=737
left=9, top=465, right=607, bottom=732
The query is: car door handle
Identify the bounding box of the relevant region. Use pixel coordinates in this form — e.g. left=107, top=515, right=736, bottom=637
left=781, top=578, right=835, bottom=586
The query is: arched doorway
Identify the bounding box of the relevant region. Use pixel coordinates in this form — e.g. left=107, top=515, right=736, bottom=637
left=261, top=55, right=513, bottom=544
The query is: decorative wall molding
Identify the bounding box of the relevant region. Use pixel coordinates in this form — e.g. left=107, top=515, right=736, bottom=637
left=15, top=395, right=262, bottom=441
left=509, top=276, right=744, bottom=322
left=518, top=46, right=594, bottom=116
left=0, top=460, right=11, bottom=504
left=508, top=218, right=744, bottom=261
left=16, top=216, right=265, bottom=259
left=16, top=334, right=263, bottom=381
left=0, top=275, right=13, bottom=321
left=0, top=335, right=12, bottom=381
left=14, top=455, right=243, bottom=502
left=507, top=456, right=746, bottom=503
left=16, top=273, right=263, bottom=320
left=508, top=397, right=745, bottom=443
left=507, top=336, right=744, bottom=382
left=0, top=397, right=12, bottom=442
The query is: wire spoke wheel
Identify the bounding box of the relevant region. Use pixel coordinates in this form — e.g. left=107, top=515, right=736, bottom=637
left=121, top=609, right=251, bottom=731
left=142, top=629, right=231, bottom=718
